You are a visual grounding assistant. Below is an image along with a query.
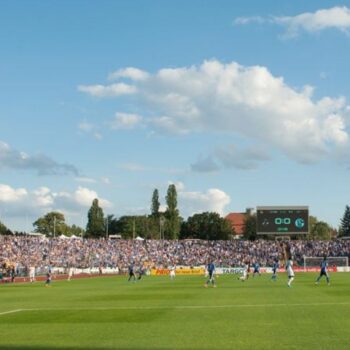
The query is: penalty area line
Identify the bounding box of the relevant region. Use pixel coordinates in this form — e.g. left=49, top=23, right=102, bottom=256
left=3, top=302, right=350, bottom=314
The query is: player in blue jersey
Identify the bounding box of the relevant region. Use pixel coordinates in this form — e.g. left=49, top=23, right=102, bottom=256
left=271, top=259, right=279, bottom=281
left=128, top=262, right=136, bottom=282
left=137, top=264, right=145, bottom=280
left=204, top=260, right=216, bottom=288
left=315, top=257, right=330, bottom=285
left=252, top=261, right=261, bottom=277
left=45, top=270, right=52, bottom=287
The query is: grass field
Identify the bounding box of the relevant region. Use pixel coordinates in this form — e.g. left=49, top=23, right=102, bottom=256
left=0, top=273, right=349, bottom=350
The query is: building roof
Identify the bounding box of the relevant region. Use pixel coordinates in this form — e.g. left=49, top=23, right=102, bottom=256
left=225, top=213, right=246, bottom=235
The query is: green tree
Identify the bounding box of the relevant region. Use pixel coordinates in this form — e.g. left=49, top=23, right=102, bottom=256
left=115, top=215, right=149, bottom=239
left=33, top=212, right=67, bottom=237
left=180, top=212, right=233, bottom=240
left=339, top=205, right=350, bottom=237
left=105, top=214, right=117, bottom=236
left=311, top=221, right=333, bottom=240
left=143, top=215, right=160, bottom=239
left=86, top=198, right=105, bottom=237
left=151, top=189, right=160, bottom=217
left=67, top=224, right=85, bottom=237
left=242, top=214, right=257, bottom=240
left=308, top=216, right=318, bottom=234
left=309, top=216, right=333, bottom=240
left=0, top=220, right=12, bottom=235
left=164, top=184, right=180, bottom=239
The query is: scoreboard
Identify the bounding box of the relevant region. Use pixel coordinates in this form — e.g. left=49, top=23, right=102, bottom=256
left=256, top=206, right=309, bottom=235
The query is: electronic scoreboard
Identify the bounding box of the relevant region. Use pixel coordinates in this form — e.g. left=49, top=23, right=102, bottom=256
left=256, top=206, right=309, bottom=235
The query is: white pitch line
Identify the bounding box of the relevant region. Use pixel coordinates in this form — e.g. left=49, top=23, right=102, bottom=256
left=0, top=309, right=23, bottom=316
left=1, top=302, right=349, bottom=314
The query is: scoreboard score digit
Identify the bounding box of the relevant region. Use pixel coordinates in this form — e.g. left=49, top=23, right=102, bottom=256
left=256, top=206, right=309, bottom=235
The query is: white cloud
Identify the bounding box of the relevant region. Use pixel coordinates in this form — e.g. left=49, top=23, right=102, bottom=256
left=75, top=176, right=97, bottom=184
left=78, top=83, right=137, bottom=97
left=0, top=184, right=27, bottom=202
left=149, top=116, right=190, bottom=135
left=108, top=67, right=149, bottom=81
left=79, top=59, right=350, bottom=164
left=108, top=112, right=143, bottom=130
left=235, top=6, right=350, bottom=38
left=0, top=141, right=78, bottom=175
left=234, top=16, right=266, bottom=25
left=0, top=184, right=111, bottom=219
left=73, top=186, right=111, bottom=208
left=179, top=187, right=231, bottom=216
left=276, top=6, right=350, bottom=37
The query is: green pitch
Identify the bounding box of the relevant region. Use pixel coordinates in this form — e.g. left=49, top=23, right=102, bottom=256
left=0, top=273, right=349, bottom=350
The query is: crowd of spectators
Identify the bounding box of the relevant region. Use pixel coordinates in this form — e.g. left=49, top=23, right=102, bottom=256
left=1, top=235, right=349, bottom=272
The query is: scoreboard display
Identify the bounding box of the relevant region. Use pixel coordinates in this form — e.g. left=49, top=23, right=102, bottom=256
left=256, top=206, right=309, bottom=235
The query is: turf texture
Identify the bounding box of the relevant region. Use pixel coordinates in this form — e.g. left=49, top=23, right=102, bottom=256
left=0, top=273, right=349, bottom=350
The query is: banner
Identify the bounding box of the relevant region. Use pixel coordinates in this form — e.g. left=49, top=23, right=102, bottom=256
left=215, top=267, right=245, bottom=275
left=149, top=266, right=340, bottom=276
left=150, top=267, right=205, bottom=276
left=267, top=266, right=337, bottom=273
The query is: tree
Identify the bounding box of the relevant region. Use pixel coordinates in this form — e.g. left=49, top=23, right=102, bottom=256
left=308, top=216, right=318, bottom=234
left=33, top=212, right=67, bottom=237
left=164, top=184, right=181, bottom=239
left=0, top=220, right=12, bottom=235
left=180, top=212, right=233, bottom=240
left=311, top=221, right=333, bottom=240
left=151, top=189, right=160, bottom=217
left=339, top=205, right=350, bottom=237
left=114, top=215, right=149, bottom=239
left=242, top=214, right=257, bottom=240
left=105, top=214, right=117, bottom=236
left=86, top=198, right=105, bottom=237
left=309, top=216, right=333, bottom=240
left=67, top=224, right=85, bottom=237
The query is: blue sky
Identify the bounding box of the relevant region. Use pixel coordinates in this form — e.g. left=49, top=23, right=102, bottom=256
left=1, top=0, right=350, bottom=231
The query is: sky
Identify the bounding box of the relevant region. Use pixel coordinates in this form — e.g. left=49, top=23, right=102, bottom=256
left=1, top=0, right=350, bottom=232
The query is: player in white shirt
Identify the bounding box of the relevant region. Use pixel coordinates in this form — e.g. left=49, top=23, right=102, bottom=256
left=169, top=265, right=176, bottom=280
left=29, top=266, right=36, bottom=283
left=238, top=261, right=250, bottom=282
left=283, top=243, right=295, bottom=287
left=286, top=259, right=295, bottom=287
left=67, top=267, right=74, bottom=281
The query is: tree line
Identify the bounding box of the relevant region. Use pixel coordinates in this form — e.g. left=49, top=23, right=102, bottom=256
left=1, top=185, right=350, bottom=240
left=83, top=185, right=233, bottom=239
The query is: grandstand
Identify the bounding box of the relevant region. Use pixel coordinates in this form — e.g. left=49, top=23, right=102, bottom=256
left=1, top=235, right=349, bottom=279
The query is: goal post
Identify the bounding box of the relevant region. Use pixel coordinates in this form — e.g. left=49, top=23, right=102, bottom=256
left=303, top=256, right=349, bottom=269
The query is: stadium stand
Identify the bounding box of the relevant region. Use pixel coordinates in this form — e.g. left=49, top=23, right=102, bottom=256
left=1, top=236, right=349, bottom=275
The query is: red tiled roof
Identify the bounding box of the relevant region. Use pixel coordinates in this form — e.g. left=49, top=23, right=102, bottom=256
left=225, top=213, right=246, bottom=235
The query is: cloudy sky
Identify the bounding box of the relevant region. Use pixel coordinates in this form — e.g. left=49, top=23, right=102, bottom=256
left=1, top=0, right=350, bottom=231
